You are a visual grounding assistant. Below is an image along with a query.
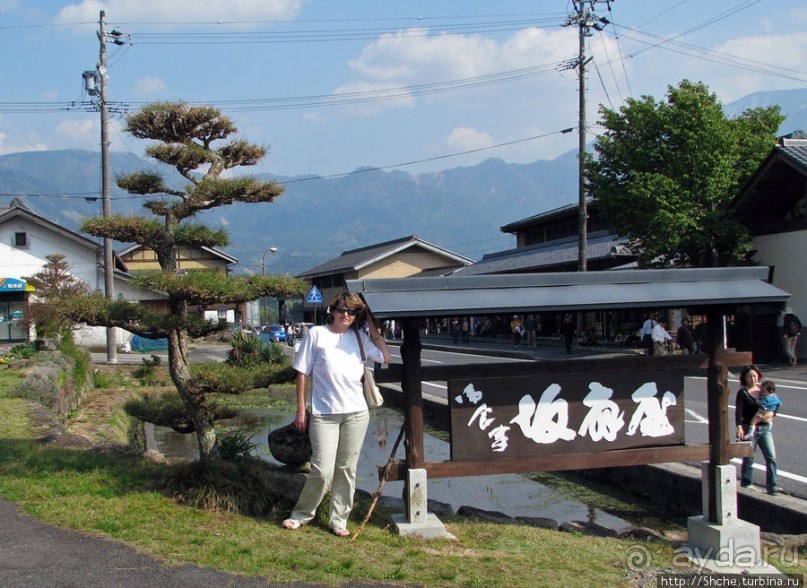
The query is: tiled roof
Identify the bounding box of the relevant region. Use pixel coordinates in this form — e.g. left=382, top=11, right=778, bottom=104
left=455, top=231, right=633, bottom=275
left=779, top=144, right=807, bottom=170
left=298, top=235, right=473, bottom=278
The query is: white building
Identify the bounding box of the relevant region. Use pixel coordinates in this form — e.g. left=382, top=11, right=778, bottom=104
left=0, top=198, right=163, bottom=347
left=731, top=132, right=807, bottom=361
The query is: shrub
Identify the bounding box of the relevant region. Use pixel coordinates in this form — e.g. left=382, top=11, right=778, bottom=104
left=159, top=459, right=285, bottom=516
left=192, top=363, right=259, bottom=395
left=9, top=361, right=62, bottom=407
left=124, top=392, right=236, bottom=434
left=133, top=355, right=162, bottom=386
left=215, top=430, right=257, bottom=462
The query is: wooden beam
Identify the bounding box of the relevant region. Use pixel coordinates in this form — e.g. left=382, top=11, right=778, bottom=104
left=401, top=319, right=424, bottom=469
left=380, top=443, right=754, bottom=481
left=374, top=351, right=752, bottom=384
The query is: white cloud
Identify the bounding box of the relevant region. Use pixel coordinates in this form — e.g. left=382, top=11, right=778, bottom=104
left=133, top=76, right=167, bottom=95
left=443, top=127, right=493, bottom=152
left=56, top=0, right=305, bottom=25
left=349, top=26, right=574, bottom=83
left=710, top=32, right=807, bottom=101
left=0, top=131, right=48, bottom=155
left=54, top=118, right=97, bottom=143
left=328, top=80, right=415, bottom=116
left=334, top=26, right=586, bottom=121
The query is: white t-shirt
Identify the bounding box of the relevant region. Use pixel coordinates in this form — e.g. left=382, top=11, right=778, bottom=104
left=293, top=325, right=385, bottom=416
left=651, top=322, right=672, bottom=343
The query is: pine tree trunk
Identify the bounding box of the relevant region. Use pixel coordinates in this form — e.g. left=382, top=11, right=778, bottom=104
left=166, top=303, right=216, bottom=460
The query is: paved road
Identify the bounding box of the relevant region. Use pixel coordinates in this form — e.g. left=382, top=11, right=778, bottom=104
left=91, top=342, right=230, bottom=365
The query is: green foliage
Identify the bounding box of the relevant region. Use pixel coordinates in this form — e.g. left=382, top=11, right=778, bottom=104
left=134, top=271, right=308, bottom=307
left=214, top=431, right=257, bottom=462
left=174, top=224, right=229, bottom=248
left=73, top=101, right=298, bottom=460
left=123, top=392, right=238, bottom=434
left=133, top=355, right=162, bottom=386
left=226, top=331, right=289, bottom=368
left=58, top=336, right=92, bottom=395
left=9, top=361, right=62, bottom=407
left=92, top=370, right=118, bottom=389
left=159, top=459, right=280, bottom=516
left=191, top=359, right=295, bottom=395
left=192, top=363, right=259, bottom=395
left=3, top=342, right=36, bottom=361
left=81, top=214, right=167, bottom=246
left=24, top=254, right=91, bottom=338
left=588, top=79, right=784, bottom=267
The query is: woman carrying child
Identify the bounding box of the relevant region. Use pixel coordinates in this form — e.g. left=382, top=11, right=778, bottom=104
left=735, top=366, right=781, bottom=495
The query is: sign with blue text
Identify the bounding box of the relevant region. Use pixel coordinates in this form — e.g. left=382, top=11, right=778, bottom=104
left=0, top=278, right=26, bottom=292
left=306, top=285, right=323, bottom=304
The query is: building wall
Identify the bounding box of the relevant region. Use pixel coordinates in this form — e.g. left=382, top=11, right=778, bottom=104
left=121, top=246, right=229, bottom=273
left=752, top=229, right=807, bottom=357
left=0, top=217, right=102, bottom=289
left=360, top=251, right=454, bottom=279
left=0, top=216, right=164, bottom=346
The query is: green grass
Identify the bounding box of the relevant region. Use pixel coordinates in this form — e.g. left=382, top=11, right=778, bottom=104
left=0, top=362, right=803, bottom=586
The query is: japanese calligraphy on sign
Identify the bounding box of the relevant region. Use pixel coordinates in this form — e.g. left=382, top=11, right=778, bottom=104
left=449, top=371, right=686, bottom=461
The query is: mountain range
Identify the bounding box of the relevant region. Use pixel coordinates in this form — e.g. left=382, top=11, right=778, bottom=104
left=1, top=88, right=805, bottom=276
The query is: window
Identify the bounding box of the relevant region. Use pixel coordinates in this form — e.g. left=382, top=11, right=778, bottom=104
left=14, top=232, right=28, bottom=248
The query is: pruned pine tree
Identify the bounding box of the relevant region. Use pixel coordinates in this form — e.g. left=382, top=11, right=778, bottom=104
left=74, top=102, right=308, bottom=460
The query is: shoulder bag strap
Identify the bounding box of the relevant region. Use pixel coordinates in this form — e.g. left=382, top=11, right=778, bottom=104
left=354, top=329, right=366, bottom=362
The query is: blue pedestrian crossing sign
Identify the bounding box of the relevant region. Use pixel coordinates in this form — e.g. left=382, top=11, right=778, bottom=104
left=306, top=285, right=323, bottom=304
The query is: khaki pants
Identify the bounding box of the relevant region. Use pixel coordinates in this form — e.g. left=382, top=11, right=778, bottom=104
left=289, top=411, right=369, bottom=530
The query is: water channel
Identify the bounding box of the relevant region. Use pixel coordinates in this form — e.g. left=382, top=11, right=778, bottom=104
left=149, top=406, right=632, bottom=528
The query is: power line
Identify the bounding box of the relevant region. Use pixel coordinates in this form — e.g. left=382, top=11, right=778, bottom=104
left=0, top=125, right=576, bottom=200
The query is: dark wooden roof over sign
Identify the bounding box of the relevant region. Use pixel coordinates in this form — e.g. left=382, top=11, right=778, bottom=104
left=346, top=266, right=789, bottom=319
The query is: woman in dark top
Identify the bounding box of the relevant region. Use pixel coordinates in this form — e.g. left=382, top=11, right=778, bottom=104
left=735, top=365, right=780, bottom=495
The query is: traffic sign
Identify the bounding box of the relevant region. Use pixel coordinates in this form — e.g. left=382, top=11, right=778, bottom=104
left=306, top=285, right=323, bottom=304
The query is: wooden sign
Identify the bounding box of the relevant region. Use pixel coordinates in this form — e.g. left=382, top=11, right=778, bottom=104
left=449, top=370, right=686, bottom=461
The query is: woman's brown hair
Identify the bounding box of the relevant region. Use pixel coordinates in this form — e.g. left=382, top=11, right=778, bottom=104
left=325, top=292, right=367, bottom=327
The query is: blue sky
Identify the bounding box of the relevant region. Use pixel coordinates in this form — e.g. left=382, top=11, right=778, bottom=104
left=1, top=0, right=806, bottom=178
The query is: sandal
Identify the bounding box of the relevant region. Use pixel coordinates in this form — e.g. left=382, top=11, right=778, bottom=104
left=331, top=527, right=350, bottom=537
left=282, top=518, right=301, bottom=530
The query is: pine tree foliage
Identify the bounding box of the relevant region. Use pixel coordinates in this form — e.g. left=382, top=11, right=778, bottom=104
left=69, top=102, right=308, bottom=460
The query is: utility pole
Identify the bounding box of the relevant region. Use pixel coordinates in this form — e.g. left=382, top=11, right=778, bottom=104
left=565, top=1, right=611, bottom=272
left=98, top=10, right=117, bottom=364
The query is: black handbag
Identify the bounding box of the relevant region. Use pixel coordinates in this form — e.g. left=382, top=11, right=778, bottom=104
left=267, top=416, right=311, bottom=467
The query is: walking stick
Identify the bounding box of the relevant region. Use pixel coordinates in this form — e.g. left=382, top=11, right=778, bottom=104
left=349, top=422, right=406, bottom=543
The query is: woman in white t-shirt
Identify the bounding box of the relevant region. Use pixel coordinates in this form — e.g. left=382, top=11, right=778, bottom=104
left=282, top=292, right=391, bottom=537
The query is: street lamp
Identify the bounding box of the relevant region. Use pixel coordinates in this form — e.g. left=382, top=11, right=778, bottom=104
left=260, top=247, right=278, bottom=325
left=261, top=247, right=278, bottom=276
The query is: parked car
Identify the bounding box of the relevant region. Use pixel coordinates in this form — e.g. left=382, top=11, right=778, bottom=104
left=265, top=324, right=287, bottom=343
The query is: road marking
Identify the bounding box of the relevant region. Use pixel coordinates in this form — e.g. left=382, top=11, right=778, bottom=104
left=688, top=376, right=807, bottom=392
left=726, top=404, right=807, bottom=423
left=423, top=381, right=447, bottom=389
left=729, top=459, right=807, bottom=484
left=685, top=409, right=709, bottom=424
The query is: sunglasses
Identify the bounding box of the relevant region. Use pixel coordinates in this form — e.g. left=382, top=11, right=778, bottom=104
left=333, top=306, right=359, bottom=316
